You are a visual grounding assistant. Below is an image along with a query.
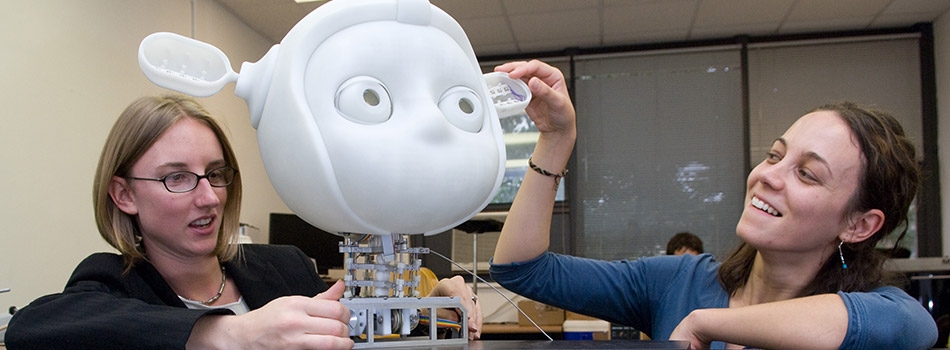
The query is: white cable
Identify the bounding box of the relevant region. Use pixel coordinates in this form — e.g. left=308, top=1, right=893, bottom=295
left=429, top=250, right=554, bottom=341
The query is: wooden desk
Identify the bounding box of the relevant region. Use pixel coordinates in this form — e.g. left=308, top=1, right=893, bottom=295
left=480, top=323, right=563, bottom=340
left=482, top=323, right=561, bottom=334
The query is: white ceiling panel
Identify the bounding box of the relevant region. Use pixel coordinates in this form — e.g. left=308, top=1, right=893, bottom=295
left=212, top=0, right=950, bottom=56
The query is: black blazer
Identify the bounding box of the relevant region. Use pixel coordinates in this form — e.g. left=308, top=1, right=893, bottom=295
left=4, top=244, right=329, bottom=349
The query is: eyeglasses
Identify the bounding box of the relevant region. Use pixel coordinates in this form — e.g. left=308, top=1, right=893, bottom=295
left=127, top=166, right=237, bottom=193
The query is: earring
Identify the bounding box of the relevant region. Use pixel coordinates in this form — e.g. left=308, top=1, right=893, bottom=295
left=838, top=241, right=848, bottom=269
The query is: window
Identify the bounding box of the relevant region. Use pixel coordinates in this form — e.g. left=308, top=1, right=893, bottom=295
left=571, top=48, right=745, bottom=260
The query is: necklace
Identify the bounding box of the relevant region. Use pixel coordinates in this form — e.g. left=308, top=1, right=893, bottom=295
left=182, top=265, right=226, bottom=306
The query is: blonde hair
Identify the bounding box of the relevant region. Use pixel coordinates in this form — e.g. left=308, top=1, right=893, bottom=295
left=93, top=94, right=243, bottom=271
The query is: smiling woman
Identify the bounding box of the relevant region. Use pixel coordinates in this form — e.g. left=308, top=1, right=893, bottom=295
left=488, top=59, right=937, bottom=350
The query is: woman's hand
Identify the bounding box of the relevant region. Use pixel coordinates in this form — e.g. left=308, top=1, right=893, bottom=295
left=187, top=280, right=354, bottom=349
left=427, top=275, right=482, bottom=340
left=670, top=309, right=715, bottom=350
left=494, top=60, right=576, bottom=142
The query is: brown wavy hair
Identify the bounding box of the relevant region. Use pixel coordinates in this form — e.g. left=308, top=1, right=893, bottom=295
left=718, top=102, right=920, bottom=296
left=93, top=94, right=243, bottom=272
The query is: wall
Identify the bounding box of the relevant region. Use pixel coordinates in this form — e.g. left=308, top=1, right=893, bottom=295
left=0, top=0, right=288, bottom=310
left=936, top=14, right=950, bottom=257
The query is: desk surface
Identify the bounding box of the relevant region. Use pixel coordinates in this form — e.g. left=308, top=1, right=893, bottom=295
left=482, top=323, right=562, bottom=334
left=0, top=340, right=685, bottom=349
left=376, top=340, right=688, bottom=349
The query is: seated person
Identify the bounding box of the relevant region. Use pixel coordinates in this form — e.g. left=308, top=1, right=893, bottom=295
left=666, top=231, right=704, bottom=256
left=5, top=94, right=481, bottom=349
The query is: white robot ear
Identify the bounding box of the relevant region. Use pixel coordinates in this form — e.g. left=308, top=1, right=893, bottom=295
left=138, top=32, right=238, bottom=97
left=484, top=72, right=531, bottom=118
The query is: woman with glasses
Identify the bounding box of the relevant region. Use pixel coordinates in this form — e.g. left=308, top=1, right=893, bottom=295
left=5, top=94, right=479, bottom=349
left=489, top=60, right=938, bottom=349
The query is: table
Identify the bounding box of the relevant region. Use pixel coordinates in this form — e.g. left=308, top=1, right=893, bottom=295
left=377, top=339, right=689, bottom=349
left=482, top=323, right=562, bottom=334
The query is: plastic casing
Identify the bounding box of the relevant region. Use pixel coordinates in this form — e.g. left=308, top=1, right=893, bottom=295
left=233, top=0, right=506, bottom=236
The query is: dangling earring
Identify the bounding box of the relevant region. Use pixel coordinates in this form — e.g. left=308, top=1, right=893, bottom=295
left=838, top=241, right=848, bottom=269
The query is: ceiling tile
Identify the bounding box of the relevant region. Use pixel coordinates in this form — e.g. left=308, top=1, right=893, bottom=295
left=691, top=23, right=781, bottom=39
left=502, top=0, right=600, bottom=15
left=456, top=17, right=514, bottom=46
left=883, top=0, right=950, bottom=16
left=509, top=8, right=601, bottom=42
left=210, top=0, right=950, bottom=57
left=872, top=13, right=943, bottom=28
left=604, top=30, right=690, bottom=46
left=518, top=35, right=601, bottom=52
left=694, top=0, right=794, bottom=27
left=603, top=1, right=695, bottom=36
left=431, top=0, right=505, bottom=19
left=786, top=0, right=891, bottom=21
left=781, top=18, right=878, bottom=34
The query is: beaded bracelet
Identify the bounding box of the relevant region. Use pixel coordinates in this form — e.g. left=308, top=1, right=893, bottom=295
left=528, top=157, right=568, bottom=190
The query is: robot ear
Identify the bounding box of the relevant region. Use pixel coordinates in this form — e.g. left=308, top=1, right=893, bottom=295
left=138, top=32, right=238, bottom=97
left=484, top=72, right=531, bottom=119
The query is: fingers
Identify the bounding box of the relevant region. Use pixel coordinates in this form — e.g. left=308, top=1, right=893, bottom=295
left=427, top=275, right=482, bottom=340
left=468, top=294, right=482, bottom=340
left=315, top=279, right=346, bottom=300
left=220, top=296, right=354, bottom=349
left=495, top=60, right=566, bottom=89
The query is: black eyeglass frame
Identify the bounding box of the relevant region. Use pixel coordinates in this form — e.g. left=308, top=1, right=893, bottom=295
left=127, top=166, right=237, bottom=193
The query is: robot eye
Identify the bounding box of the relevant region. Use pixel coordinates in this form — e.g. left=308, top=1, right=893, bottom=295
left=335, top=77, right=393, bottom=124
left=438, top=86, right=483, bottom=133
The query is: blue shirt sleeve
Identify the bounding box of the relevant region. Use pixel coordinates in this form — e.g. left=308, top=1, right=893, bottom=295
left=489, top=251, right=728, bottom=338
left=838, top=285, right=937, bottom=349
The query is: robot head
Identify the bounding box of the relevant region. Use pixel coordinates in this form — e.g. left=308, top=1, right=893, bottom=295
left=139, top=0, right=529, bottom=236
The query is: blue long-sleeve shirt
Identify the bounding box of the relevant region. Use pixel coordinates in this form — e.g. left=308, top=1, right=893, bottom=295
left=490, top=251, right=937, bottom=349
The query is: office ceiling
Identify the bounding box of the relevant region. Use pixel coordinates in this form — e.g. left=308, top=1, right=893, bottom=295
left=214, top=0, right=950, bottom=57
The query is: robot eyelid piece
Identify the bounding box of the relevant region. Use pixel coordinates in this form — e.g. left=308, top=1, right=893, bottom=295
left=138, top=32, right=238, bottom=97
left=484, top=72, right=531, bottom=119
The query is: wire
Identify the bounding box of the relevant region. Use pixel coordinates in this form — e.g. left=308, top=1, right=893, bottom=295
left=418, top=314, right=462, bottom=330
left=428, top=250, right=554, bottom=341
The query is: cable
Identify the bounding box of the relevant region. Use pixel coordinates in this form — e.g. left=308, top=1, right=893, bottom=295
left=429, top=250, right=554, bottom=341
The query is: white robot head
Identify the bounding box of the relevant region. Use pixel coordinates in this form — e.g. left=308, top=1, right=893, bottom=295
left=138, top=0, right=529, bottom=236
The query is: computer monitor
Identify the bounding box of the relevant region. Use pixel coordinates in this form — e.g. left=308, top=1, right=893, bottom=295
left=268, top=213, right=344, bottom=276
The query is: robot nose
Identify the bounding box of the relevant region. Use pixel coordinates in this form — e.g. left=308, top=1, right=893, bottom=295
left=410, top=102, right=455, bottom=143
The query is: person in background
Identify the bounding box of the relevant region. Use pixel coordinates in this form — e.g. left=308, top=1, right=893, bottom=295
left=666, top=232, right=704, bottom=256
left=489, top=60, right=937, bottom=349
left=5, top=94, right=481, bottom=349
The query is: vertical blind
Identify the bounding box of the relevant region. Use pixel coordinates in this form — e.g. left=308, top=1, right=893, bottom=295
left=746, top=37, right=922, bottom=256
left=571, top=49, right=745, bottom=260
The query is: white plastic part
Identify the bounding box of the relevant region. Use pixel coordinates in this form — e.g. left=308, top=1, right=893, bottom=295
left=138, top=32, right=238, bottom=97
left=137, top=0, right=530, bottom=237
left=484, top=72, right=531, bottom=118
left=235, top=45, right=279, bottom=129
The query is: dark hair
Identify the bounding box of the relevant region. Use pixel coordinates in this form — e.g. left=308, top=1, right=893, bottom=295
left=666, top=231, right=704, bottom=255
left=718, top=102, right=920, bottom=296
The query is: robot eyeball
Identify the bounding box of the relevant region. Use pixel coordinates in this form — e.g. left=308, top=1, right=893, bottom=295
left=438, top=86, right=483, bottom=133
left=335, top=76, right=393, bottom=125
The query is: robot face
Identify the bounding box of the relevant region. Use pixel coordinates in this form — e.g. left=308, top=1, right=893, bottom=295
left=137, top=0, right=523, bottom=235
left=301, top=20, right=502, bottom=233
